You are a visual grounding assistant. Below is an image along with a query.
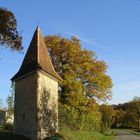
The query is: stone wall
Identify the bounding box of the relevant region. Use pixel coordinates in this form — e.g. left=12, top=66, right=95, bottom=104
left=37, top=71, right=58, bottom=140
left=14, top=71, right=58, bottom=140
left=14, top=72, right=38, bottom=140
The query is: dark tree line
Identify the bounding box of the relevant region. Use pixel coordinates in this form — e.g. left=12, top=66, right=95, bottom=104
left=112, top=97, right=140, bottom=131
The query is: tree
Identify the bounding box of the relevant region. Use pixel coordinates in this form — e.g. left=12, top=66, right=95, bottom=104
left=6, top=84, right=14, bottom=123
left=125, top=100, right=140, bottom=130
left=100, top=104, right=115, bottom=133
left=0, top=98, right=3, bottom=109
left=0, top=7, right=22, bottom=51
left=59, top=100, right=102, bottom=131
left=133, top=96, right=140, bottom=102
left=44, top=35, right=112, bottom=104
left=45, top=35, right=112, bottom=131
left=112, top=109, right=125, bottom=128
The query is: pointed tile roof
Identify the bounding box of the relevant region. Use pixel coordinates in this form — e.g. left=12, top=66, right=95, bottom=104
left=11, top=27, right=62, bottom=81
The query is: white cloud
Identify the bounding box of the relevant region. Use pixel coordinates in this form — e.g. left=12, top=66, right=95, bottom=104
left=61, top=31, right=112, bottom=51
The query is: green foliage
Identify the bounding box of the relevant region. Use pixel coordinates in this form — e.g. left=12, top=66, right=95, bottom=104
left=59, top=102, right=101, bottom=131
left=112, top=109, right=125, bottom=128
left=0, top=7, right=22, bottom=51
left=6, top=94, right=14, bottom=117
left=3, top=123, right=13, bottom=131
left=125, top=100, right=140, bottom=130
left=100, top=104, right=115, bottom=134
left=112, top=97, right=140, bottom=131
left=6, top=83, right=14, bottom=123
left=59, top=127, right=114, bottom=140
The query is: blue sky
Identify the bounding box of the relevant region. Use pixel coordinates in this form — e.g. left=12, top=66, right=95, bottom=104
left=0, top=0, right=140, bottom=105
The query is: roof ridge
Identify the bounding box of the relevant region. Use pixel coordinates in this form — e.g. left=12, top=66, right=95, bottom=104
left=11, top=27, right=62, bottom=81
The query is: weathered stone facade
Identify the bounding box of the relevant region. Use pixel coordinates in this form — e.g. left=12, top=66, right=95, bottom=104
left=14, top=73, right=38, bottom=140
left=11, top=27, right=61, bottom=140
left=37, top=71, right=58, bottom=139
left=14, top=71, right=58, bottom=140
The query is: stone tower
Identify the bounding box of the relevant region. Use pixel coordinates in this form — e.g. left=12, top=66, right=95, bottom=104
left=11, top=27, right=62, bottom=140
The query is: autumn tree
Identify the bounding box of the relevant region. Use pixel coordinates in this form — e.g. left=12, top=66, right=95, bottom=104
left=100, top=104, right=115, bottom=127
left=100, top=104, right=116, bottom=135
left=125, top=99, right=140, bottom=130
left=112, top=97, right=140, bottom=130
left=44, top=35, right=112, bottom=130
left=44, top=35, right=112, bottom=104
left=112, top=109, right=125, bottom=128
left=0, top=7, right=22, bottom=51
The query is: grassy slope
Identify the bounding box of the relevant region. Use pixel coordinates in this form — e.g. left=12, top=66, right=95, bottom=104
left=129, top=129, right=140, bottom=136
left=60, top=128, right=114, bottom=140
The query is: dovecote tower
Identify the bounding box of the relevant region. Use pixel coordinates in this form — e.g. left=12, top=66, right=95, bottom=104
left=11, top=27, right=62, bottom=140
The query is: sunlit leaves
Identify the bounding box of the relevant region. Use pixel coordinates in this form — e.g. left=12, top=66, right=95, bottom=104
left=45, top=35, right=112, bottom=103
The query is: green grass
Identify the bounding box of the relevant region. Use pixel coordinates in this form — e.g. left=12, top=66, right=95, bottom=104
left=0, top=125, right=3, bottom=130
left=129, top=129, right=140, bottom=136
left=59, top=127, right=114, bottom=140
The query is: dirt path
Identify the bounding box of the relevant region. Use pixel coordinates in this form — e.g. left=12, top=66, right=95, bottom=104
left=113, top=129, right=140, bottom=140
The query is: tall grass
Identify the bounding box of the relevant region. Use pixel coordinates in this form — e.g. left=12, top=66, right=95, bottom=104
left=59, top=127, right=114, bottom=140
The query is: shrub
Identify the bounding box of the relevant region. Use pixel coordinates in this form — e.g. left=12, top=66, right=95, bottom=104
left=59, top=103, right=101, bottom=131
left=3, top=123, right=14, bottom=131
left=44, top=133, right=65, bottom=140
